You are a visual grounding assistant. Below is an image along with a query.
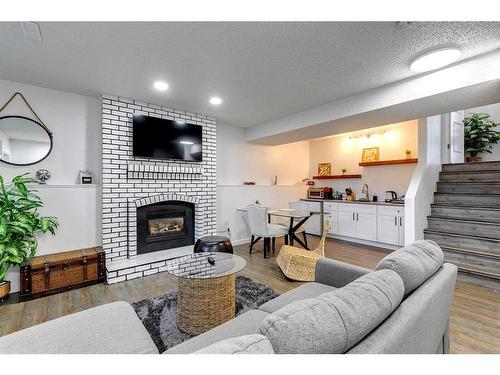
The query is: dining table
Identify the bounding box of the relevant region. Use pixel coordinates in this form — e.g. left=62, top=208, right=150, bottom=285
left=237, top=207, right=327, bottom=250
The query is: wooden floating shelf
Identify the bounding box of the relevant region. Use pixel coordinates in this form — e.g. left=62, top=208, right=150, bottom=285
left=359, top=158, right=418, bottom=167
left=312, top=174, right=362, bottom=180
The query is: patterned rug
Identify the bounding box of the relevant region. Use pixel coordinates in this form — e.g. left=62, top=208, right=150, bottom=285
left=132, top=275, right=279, bottom=353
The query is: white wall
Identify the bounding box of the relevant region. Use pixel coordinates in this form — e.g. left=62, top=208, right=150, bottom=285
left=217, top=123, right=309, bottom=244
left=405, top=116, right=443, bottom=243
left=309, top=120, right=418, bottom=199
left=0, top=79, right=102, bottom=293
left=465, top=103, right=500, bottom=161
left=6, top=185, right=101, bottom=293
left=217, top=123, right=310, bottom=185
left=0, top=78, right=101, bottom=184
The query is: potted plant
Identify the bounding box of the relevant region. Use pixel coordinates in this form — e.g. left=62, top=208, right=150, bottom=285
left=341, top=168, right=347, bottom=175
left=0, top=174, right=58, bottom=302
left=464, top=113, right=500, bottom=163
left=405, top=149, right=412, bottom=159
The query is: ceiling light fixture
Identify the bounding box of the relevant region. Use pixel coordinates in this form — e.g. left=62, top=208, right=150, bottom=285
left=180, top=140, right=194, bottom=145
left=153, top=81, right=169, bottom=91
left=209, top=97, right=222, bottom=105
left=410, top=47, right=461, bottom=72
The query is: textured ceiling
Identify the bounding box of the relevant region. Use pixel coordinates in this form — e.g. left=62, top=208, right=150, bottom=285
left=0, top=22, right=499, bottom=127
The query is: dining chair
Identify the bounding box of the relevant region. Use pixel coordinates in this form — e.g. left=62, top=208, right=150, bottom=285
left=276, top=220, right=331, bottom=281
left=246, top=204, right=289, bottom=258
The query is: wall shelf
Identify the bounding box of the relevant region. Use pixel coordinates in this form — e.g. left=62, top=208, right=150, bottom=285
left=312, top=174, right=362, bottom=180
left=359, top=158, right=418, bottom=167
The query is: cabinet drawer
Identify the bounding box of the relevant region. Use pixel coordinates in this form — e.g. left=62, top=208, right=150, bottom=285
left=303, top=201, right=322, bottom=212
left=338, top=203, right=376, bottom=214
left=378, top=205, right=404, bottom=216
left=324, top=202, right=338, bottom=212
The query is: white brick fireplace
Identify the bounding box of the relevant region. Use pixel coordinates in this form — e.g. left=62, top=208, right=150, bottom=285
left=101, top=94, right=216, bottom=284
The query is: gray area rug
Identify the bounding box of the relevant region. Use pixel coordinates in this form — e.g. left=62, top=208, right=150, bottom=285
left=132, top=275, right=279, bottom=353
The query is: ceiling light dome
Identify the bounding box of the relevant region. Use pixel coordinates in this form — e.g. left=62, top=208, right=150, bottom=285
left=410, top=47, right=461, bottom=72
left=209, top=97, right=222, bottom=105
left=153, top=81, right=169, bottom=91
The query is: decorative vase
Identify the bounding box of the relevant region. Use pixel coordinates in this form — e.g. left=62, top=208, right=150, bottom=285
left=466, top=155, right=482, bottom=163
left=0, top=280, right=11, bottom=303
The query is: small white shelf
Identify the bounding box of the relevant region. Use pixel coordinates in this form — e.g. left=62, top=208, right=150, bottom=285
left=217, top=184, right=306, bottom=188
left=28, top=184, right=100, bottom=189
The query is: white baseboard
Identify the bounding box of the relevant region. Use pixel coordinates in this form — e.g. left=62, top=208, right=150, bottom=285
left=231, top=237, right=251, bottom=246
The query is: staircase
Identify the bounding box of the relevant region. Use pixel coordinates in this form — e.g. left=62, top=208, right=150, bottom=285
left=424, top=161, right=500, bottom=289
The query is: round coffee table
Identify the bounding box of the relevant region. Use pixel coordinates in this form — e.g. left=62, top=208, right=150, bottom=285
left=165, top=252, right=246, bottom=335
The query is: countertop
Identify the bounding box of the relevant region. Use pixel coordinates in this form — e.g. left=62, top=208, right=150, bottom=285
left=300, top=198, right=404, bottom=207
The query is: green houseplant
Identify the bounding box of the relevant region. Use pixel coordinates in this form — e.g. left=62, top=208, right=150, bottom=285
left=0, top=174, right=58, bottom=301
left=464, top=113, right=500, bottom=162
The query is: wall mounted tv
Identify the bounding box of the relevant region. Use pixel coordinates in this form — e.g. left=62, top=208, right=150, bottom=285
left=132, top=115, right=202, bottom=162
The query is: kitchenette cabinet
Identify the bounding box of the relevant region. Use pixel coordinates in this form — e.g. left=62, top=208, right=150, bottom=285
left=289, top=200, right=322, bottom=235
left=299, top=199, right=405, bottom=249
left=337, top=203, right=377, bottom=241
left=377, top=206, right=405, bottom=246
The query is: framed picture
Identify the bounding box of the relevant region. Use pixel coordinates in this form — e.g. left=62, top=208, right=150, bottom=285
left=361, top=147, right=380, bottom=162
left=317, top=162, right=331, bottom=176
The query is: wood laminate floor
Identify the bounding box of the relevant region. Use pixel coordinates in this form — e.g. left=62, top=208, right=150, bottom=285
left=0, top=237, right=499, bottom=354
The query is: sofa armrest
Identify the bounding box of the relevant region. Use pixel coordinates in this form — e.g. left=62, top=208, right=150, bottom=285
left=315, top=257, right=371, bottom=288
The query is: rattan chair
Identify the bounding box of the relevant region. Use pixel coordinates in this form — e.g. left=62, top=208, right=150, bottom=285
left=276, top=220, right=330, bottom=281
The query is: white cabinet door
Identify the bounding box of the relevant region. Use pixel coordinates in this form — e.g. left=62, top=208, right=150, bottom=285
left=398, top=215, right=405, bottom=246
left=305, top=213, right=321, bottom=235
left=377, top=214, right=399, bottom=245
left=325, top=212, right=338, bottom=235
left=356, top=213, right=377, bottom=241
left=338, top=211, right=356, bottom=238
left=303, top=201, right=322, bottom=235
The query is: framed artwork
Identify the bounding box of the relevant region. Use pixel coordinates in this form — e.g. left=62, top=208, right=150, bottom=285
left=317, top=162, right=331, bottom=176
left=361, top=147, right=380, bottom=162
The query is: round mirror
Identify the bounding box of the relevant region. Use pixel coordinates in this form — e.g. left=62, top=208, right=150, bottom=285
left=0, top=115, right=53, bottom=166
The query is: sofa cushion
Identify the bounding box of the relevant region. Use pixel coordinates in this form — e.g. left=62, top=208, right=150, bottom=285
left=194, top=334, right=274, bottom=354
left=165, top=309, right=269, bottom=354
left=259, top=282, right=336, bottom=313
left=259, top=269, right=404, bottom=354
left=375, top=240, right=444, bottom=297
left=0, top=302, right=159, bottom=354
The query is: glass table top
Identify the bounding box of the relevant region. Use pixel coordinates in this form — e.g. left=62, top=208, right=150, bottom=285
left=165, top=252, right=247, bottom=279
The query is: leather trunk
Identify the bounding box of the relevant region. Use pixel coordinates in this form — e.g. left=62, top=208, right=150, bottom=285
left=20, top=247, right=106, bottom=301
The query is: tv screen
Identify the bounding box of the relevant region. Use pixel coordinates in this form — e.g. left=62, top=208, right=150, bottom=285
left=132, top=115, right=202, bottom=162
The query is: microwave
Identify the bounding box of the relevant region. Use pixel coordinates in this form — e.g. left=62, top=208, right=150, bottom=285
left=308, top=188, right=324, bottom=199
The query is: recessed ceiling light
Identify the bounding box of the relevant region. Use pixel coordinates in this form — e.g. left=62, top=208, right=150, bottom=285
left=209, top=97, right=222, bottom=105
left=410, top=47, right=461, bottom=72
left=153, top=81, right=169, bottom=91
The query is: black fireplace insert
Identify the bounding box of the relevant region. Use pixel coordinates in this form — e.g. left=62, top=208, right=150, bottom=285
left=137, top=201, right=195, bottom=254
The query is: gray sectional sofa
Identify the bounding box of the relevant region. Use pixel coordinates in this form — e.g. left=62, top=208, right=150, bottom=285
left=0, top=240, right=457, bottom=354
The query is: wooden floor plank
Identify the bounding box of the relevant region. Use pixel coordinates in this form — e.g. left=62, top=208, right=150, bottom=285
left=0, top=236, right=498, bottom=354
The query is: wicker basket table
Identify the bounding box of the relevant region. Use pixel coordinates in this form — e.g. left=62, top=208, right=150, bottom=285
left=165, top=252, right=247, bottom=335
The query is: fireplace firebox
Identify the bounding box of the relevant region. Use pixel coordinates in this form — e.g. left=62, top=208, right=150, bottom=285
left=137, top=201, right=194, bottom=254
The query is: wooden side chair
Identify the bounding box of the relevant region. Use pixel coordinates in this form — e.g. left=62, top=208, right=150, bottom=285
left=276, top=220, right=330, bottom=281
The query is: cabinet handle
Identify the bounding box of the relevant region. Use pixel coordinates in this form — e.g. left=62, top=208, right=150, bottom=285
left=399, top=217, right=402, bottom=226
left=353, top=213, right=355, bottom=221
left=356, top=213, right=359, bottom=221
left=395, top=217, right=397, bottom=226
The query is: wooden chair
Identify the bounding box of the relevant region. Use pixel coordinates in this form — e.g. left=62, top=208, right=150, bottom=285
left=276, top=220, right=330, bottom=281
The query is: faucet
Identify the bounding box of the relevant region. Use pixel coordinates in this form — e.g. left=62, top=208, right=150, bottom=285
left=362, top=184, right=369, bottom=200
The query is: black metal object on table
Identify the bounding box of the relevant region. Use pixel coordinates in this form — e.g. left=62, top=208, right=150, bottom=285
left=193, top=235, right=234, bottom=254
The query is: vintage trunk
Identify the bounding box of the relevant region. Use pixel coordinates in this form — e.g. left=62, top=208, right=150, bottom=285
left=20, top=247, right=105, bottom=301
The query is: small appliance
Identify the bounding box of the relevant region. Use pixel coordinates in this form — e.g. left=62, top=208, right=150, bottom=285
left=308, top=188, right=324, bottom=199
left=385, top=191, right=398, bottom=202
left=322, top=187, right=333, bottom=199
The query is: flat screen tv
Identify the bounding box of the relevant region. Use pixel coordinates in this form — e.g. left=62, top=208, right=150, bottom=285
left=132, top=115, right=202, bottom=162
